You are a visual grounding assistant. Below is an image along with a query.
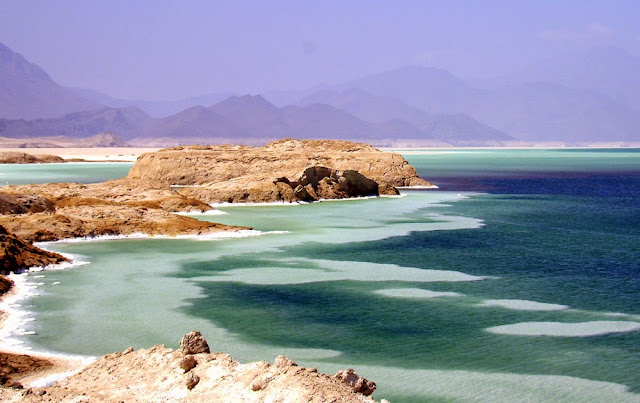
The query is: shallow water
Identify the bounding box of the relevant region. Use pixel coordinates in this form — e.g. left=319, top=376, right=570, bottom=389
left=0, top=162, right=132, bottom=185
left=2, top=149, right=640, bottom=402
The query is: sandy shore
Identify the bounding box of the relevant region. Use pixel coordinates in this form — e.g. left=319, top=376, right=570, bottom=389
left=0, top=147, right=160, bottom=162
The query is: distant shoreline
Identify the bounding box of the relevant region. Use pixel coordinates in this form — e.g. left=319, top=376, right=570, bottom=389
left=0, top=147, right=160, bottom=162
left=2, top=144, right=639, bottom=163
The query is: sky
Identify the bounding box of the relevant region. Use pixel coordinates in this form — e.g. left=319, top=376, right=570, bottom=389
left=1, top=0, right=639, bottom=100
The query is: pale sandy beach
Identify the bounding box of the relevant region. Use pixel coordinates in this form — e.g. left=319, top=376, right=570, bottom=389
left=0, top=147, right=160, bottom=162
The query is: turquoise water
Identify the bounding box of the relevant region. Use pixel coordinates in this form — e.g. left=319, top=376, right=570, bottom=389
left=0, top=162, right=133, bottom=185
left=3, top=149, right=640, bottom=402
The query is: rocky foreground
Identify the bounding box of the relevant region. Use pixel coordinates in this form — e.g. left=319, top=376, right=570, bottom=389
left=0, top=332, right=379, bottom=402
left=128, top=139, right=434, bottom=203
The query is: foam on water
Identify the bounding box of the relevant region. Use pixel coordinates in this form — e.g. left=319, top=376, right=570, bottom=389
left=375, top=288, right=463, bottom=298
left=34, top=229, right=290, bottom=245
left=479, top=299, right=569, bottom=311
left=486, top=321, right=640, bottom=337
left=397, top=185, right=440, bottom=189
left=0, top=256, right=93, bottom=353
left=203, top=258, right=485, bottom=285
left=175, top=209, right=228, bottom=216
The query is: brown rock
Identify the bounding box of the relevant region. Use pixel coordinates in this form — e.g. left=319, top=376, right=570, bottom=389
left=0, top=225, right=68, bottom=275
left=180, top=331, right=210, bottom=355
left=179, top=356, right=197, bottom=372
left=185, top=372, right=200, bottom=390
left=334, top=368, right=377, bottom=396
left=0, top=152, right=65, bottom=164
left=0, top=275, right=13, bottom=295
left=273, top=356, right=297, bottom=369
left=0, top=205, right=246, bottom=243
left=1, top=336, right=376, bottom=402
left=0, top=352, right=53, bottom=387
left=128, top=139, right=434, bottom=203
left=1, top=179, right=212, bottom=213
left=0, top=193, right=55, bottom=215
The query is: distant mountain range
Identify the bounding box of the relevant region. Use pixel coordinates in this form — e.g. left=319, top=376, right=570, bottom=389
left=0, top=41, right=639, bottom=145
left=0, top=42, right=99, bottom=119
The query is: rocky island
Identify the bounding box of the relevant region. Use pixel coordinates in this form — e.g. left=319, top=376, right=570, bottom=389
left=128, top=139, right=434, bottom=203
left=0, top=151, right=69, bottom=164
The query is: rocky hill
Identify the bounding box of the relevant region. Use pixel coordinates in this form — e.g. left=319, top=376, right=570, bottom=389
left=0, top=42, right=99, bottom=120
left=127, top=139, right=433, bottom=203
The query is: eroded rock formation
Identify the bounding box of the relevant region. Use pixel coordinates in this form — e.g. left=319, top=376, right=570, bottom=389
left=128, top=139, right=432, bottom=203
left=0, top=180, right=243, bottom=242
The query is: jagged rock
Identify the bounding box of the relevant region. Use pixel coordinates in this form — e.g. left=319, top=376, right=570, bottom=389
left=185, top=372, right=200, bottom=390
left=0, top=225, right=68, bottom=275
left=128, top=139, right=434, bottom=203
left=179, top=356, right=197, bottom=373
left=180, top=331, right=210, bottom=355
left=0, top=193, right=55, bottom=215
left=334, top=368, right=377, bottom=396
left=273, top=356, right=298, bottom=369
left=0, top=334, right=376, bottom=402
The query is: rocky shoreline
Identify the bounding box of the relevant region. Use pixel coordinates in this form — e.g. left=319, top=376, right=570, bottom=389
left=0, top=139, right=433, bottom=400
left=0, top=332, right=379, bottom=402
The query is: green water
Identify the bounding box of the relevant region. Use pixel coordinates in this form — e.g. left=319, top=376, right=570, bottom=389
left=3, top=149, right=640, bottom=402
left=0, top=162, right=133, bottom=185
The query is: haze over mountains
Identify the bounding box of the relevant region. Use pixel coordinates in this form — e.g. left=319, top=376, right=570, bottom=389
left=1, top=41, right=639, bottom=146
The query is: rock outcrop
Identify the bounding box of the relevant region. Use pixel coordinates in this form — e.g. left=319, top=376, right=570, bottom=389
left=0, top=332, right=376, bottom=402
left=0, top=353, right=53, bottom=389
left=127, top=139, right=432, bottom=203
left=0, top=193, right=55, bottom=215
left=0, top=180, right=243, bottom=242
left=0, top=205, right=243, bottom=243
left=0, top=225, right=68, bottom=275
left=0, top=152, right=67, bottom=164
left=2, top=179, right=212, bottom=213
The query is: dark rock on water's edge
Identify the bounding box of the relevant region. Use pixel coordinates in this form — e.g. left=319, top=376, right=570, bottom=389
left=0, top=225, right=68, bottom=276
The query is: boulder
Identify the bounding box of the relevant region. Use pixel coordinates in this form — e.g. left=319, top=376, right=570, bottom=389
left=335, top=368, right=377, bottom=396
left=180, top=331, right=210, bottom=355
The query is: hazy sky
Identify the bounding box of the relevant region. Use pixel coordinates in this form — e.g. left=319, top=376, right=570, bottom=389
left=1, top=0, right=639, bottom=100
